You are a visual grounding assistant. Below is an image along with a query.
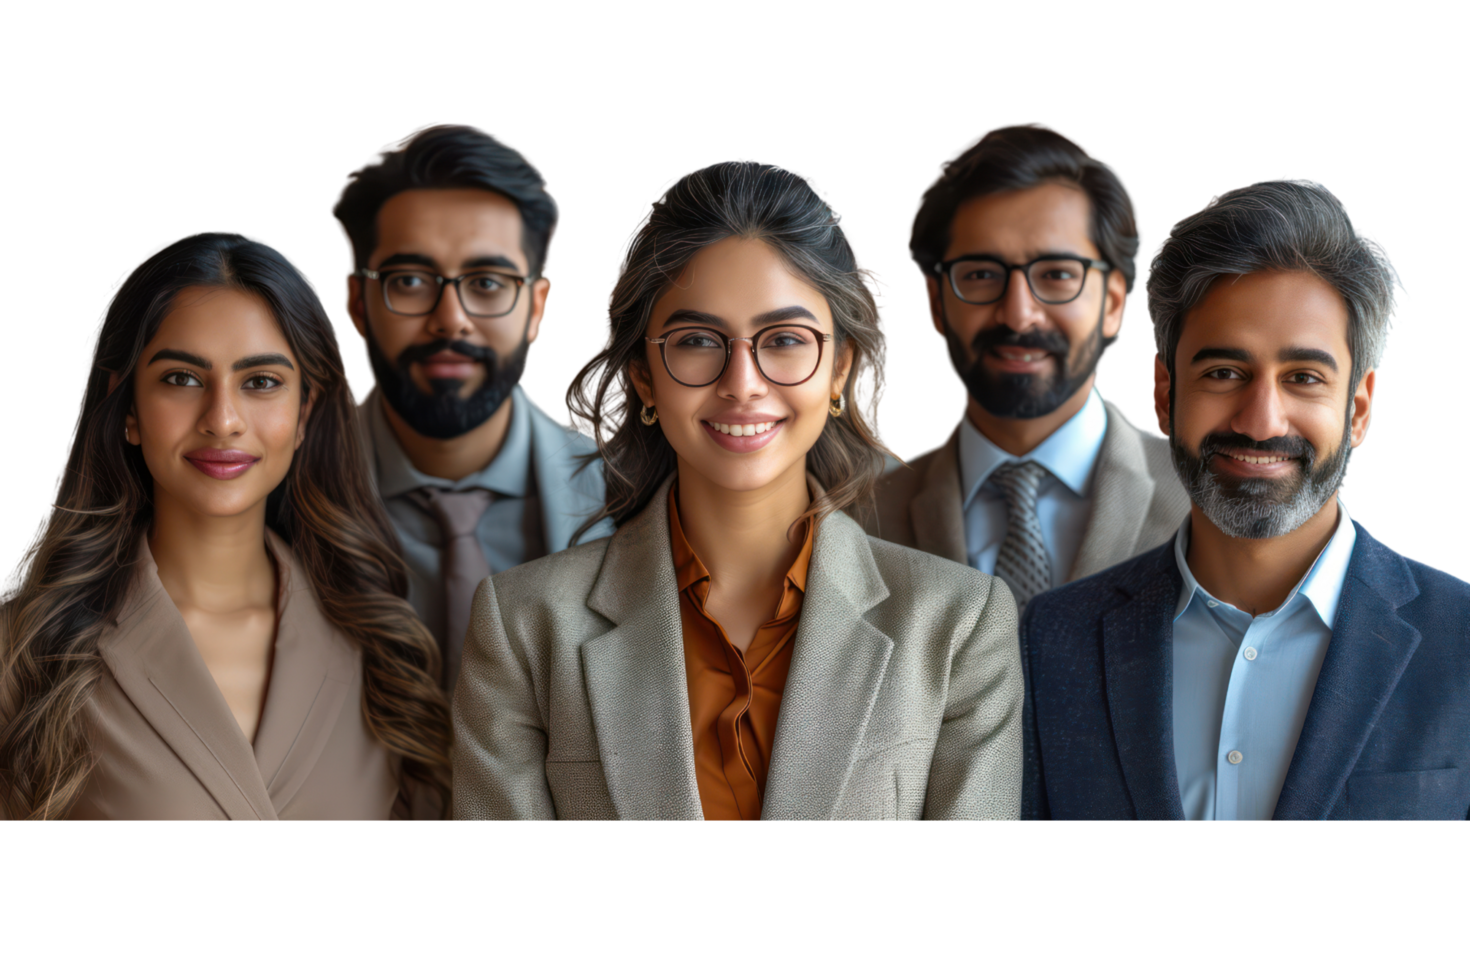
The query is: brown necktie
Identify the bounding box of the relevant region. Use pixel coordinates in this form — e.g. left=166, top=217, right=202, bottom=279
left=412, top=486, right=494, bottom=692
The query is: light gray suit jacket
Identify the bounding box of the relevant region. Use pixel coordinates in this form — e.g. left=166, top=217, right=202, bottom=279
left=452, top=479, right=1023, bottom=820
left=867, top=401, right=1189, bottom=582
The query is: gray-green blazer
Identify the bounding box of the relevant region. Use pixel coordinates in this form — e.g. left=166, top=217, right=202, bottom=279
left=452, top=479, right=1023, bottom=820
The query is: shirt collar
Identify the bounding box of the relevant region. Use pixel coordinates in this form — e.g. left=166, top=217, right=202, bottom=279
left=958, top=387, right=1109, bottom=509
left=667, top=480, right=813, bottom=599
left=1173, top=499, right=1357, bottom=627
left=367, top=384, right=533, bottom=499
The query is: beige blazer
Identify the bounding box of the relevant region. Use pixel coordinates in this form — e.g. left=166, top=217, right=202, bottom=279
left=867, top=401, right=1190, bottom=582
left=452, top=478, right=1023, bottom=820
left=61, top=531, right=400, bottom=819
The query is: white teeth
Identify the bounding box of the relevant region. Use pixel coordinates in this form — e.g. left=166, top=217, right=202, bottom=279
left=712, top=420, right=778, bottom=436
left=1226, top=453, right=1291, bottom=464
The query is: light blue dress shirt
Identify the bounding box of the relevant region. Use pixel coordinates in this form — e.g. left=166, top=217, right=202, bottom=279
left=366, top=385, right=545, bottom=648
left=1171, top=501, right=1357, bottom=820
left=958, top=388, right=1108, bottom=585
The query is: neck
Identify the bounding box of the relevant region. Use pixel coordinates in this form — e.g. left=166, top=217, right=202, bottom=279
left=148, top=488, right=276, bottom=615
left=1185, top=495, right=1341, bottom=615
left=966, top=376, right=1094, bottom=457
left=382, top=390, right=514, bottom=482
left=675, top=458, right=810, bottom=599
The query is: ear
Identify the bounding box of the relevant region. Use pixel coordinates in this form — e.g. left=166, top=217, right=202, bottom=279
left=1101, top=269, right=1127, bottom=341
left=523, top=277, right=550, bottom=346
left=926, top=275, right=947, bottom=338
left=1153, top=355, right=1172, bottom=438
left=628, top=357, right=655, bottom=409
left=830, top=340, right=855, bottom=398
left=346, top=275, right=368, bottom=339
left=1349, top=368, right=1375, bottom=447
left=294, top=389, right=318, bottom=450
left=109, top=372, right=142, bottom=446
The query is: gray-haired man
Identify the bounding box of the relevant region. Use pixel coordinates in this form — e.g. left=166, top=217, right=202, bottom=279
left=1023, top=180, right=1470, bottom=821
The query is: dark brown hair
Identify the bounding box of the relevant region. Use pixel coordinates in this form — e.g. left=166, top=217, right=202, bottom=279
left=0, top=233, right=451, bottom=818
left=910, top=125, right=1140, bottom=292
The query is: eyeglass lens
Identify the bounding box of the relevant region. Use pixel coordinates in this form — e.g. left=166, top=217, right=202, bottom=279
left=661, top=326, right=823, bottom=386
left=381, top=270, right=521, bottom=316
left=949, top=258, right=1091, bottom=305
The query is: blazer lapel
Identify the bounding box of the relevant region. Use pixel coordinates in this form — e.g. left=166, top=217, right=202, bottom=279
left=581, top=479, right=703, bottom=820
left=97, top=538, right=277, bottom=820
left=1070, top=403, right=1156, bottom=581
left=1100, top=548, right=1185, bottom=819
left=251, top=531, right=354, bottom=813
left=1273, top=526, right=1422, bottom=819
left=911, top=428, right=968, bottom=565
left=762, top=511, right=894, bottom=820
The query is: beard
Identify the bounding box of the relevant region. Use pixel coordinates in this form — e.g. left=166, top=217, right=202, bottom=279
left=366, top=322, right=530, bottom=440
left=1169, top=418, right=1351, bottom=540
left=942, top=312, right=1105, bottom=420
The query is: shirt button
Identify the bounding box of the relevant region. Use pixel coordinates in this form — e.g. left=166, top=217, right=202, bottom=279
left=1207, top=600, right=1219, bottom=608
left=1243, top=647, right=1258, bottom=661
left=1227, top=750, right=1244, bottom=765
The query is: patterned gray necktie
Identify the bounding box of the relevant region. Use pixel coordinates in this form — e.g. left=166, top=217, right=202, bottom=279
left=412, top=486, right=494, bottom=693
left=989, top=461, right=1052, bottom=609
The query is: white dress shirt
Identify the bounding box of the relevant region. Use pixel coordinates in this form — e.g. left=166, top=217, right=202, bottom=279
left=958, top=388, right=1108, bottom=585
left=1171, top=501, right=1357, bottom=820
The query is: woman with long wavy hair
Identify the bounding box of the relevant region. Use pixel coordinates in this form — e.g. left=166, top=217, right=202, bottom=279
left=0, top=233, right=450, bottom=819
left=453, top=162, right=1023, bottom=820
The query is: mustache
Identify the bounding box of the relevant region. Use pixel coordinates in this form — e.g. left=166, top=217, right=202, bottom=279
left=1198, top=432, right=1316, bottom=464
left=970, top=325, right=1070, bottom=358
left=396, top=337, right=497, bottom=370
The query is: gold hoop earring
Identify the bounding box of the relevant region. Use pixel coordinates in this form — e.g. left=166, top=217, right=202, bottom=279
left=639, top=404, right=659, bottom=426
left=829, top=395, right=844, bottom=418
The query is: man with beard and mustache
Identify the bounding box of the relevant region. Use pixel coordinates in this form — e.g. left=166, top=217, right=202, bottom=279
left=335, top=126, right=611, bottom=693
left=869, top=127, right=1188, bottom=611
left=1022, top=180, right=1470, bottom=820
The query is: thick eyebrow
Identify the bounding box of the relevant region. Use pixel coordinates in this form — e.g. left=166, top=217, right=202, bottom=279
left=233, top=353, right=296, bottom=371
left=947, top=250, right=1094, bottom=265
left=146, top=350, right=296, bottom=372
left=148, top=348, right=210, bottom=369
left=1190, top=345, right=1340, bottom=373
left=1280, top=346, right=1339, bottom=371
left=376, top=252, right=522, bottom=273
left=660, top=306, right=821, bottom=331
left=1191, top=346, right=1252, bottom=364
left=752, top=305, right=820, bottom=327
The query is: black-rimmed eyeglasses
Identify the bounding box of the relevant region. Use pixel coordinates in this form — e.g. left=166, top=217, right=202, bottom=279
left=935, top=254, right=1111, bottom=306
left=646, top=324, right=832, bottom=387
left=359, top=267, right=527, bottom=318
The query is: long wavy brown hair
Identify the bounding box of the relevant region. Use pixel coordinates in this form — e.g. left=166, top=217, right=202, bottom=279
left=0, top=233, right=450, bottom=819
left=569, top=162, right=890, bottom=536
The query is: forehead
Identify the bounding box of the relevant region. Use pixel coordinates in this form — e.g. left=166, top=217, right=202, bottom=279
left=650, top=236, right=831, bottom=327
left=371, top=188, right=526, bottom=268
left=1179, top=270, right=1350, bottom=361
left=945, top=182, right=1097, bottom=260
left=147, top=286, right=290, bottom=359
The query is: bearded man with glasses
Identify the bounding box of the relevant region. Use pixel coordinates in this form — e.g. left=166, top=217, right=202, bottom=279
left=335, top=126, right=611, bottom=694
left=869, top=126, right=1188, bottom=610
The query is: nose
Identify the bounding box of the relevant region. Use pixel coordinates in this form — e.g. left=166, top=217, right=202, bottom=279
left=426, top=281, right=474, bottom=339
left=199, top=384, right=245, bottom=439
left=1231, top=375, right=1292, bottom=443
left=994, top=268, right=1045, bottom=333
left=715, top=337, right=770, bottom=401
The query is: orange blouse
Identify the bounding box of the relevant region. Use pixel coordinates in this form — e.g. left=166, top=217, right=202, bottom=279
left=669, top=488, right=814, bottom=820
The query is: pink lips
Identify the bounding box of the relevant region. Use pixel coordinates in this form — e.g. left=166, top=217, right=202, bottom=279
left=702, top=419, right=784, bottom=453
left=184, top=448, right=261, bottom=480
left=421, top=351, right=479, bottom=380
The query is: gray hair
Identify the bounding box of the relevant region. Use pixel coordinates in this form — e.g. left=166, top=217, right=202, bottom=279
left=568, top=161, right=890, bottom=535
left=1147, top=180, right=1395, bottom=392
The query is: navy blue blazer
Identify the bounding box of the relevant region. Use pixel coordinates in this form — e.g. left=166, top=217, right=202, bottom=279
left=1021, top=521, right=1470, bottom=820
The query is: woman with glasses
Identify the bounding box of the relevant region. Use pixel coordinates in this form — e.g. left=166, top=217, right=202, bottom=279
left=452, top=163, right=1023, bottom=820
left=0, top=233, right=450, bottom=819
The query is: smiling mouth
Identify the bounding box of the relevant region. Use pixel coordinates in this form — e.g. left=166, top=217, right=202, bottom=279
left=1217, top=450, right=1299, bottom=466
left=709, top=420, right=780, bottom=436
